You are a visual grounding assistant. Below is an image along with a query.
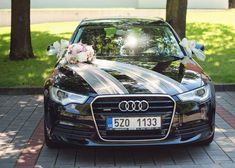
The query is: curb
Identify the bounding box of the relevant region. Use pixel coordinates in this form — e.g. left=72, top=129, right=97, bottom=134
left=0, top=84, right=234, bottom=95
left=214, top=84, right=235, bottom=92
left=0, top=87, right=43, bottom=95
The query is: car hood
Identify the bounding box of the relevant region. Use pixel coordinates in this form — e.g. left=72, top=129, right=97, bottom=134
left=56, top=58, right=207, bottom=96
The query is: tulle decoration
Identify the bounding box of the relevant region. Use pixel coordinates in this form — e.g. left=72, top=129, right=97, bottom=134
left=47, top=39, right=69, bottom=58
left=180, top=38, right=206, bottom=63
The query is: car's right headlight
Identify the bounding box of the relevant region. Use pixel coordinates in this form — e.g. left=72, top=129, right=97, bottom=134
left=177, top=85, right=211, bottom=102
left=49, top=86, right=88, bottom=105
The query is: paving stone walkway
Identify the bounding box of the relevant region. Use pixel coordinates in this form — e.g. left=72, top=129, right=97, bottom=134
left=0, top=95, right=44, bottom=168
left=0, top=92, right=235, bottom=168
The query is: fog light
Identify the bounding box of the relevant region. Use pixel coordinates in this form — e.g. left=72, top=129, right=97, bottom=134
left=200, top=106, right=208, bottom=120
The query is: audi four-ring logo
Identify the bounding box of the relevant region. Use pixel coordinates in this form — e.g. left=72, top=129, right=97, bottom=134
left=118, top=100, right=149, bottom=112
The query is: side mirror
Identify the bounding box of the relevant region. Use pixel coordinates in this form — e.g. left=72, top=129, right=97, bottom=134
left=195, top=43, right=205, bottom=51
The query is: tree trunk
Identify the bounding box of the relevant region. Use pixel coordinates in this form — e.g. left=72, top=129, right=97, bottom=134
left=9, top=0, right=34, bottom=60
left=166, top=0, right=188, bottom=39
left=229, top=0, right=235, bottom=8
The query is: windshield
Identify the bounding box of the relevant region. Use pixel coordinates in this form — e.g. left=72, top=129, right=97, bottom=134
left=74, top=24, right=184, bottom=59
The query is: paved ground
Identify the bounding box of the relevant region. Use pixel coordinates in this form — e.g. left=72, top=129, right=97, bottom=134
left=0, top=92, right=235, bottom=168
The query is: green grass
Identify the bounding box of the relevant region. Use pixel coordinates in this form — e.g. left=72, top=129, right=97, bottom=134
left=187, top=23, right=235, bottom=83
left=0, top=22, right=78, bottom=87
left=0, top=12, right=235, bottom=87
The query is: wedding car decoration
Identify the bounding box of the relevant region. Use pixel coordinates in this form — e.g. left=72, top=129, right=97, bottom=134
left=180, top=38, right=206, bottom=64
left=47, top=39, right=95, bottom=66
left=47, top=38, right=205, bottom=66
left=44, top=18, right=215, bottom=148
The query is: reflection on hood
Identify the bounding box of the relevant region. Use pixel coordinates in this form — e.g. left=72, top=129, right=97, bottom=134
left=58, top=58, right=204, bottom=96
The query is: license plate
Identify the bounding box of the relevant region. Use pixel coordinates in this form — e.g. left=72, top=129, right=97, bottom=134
left=106, top=116, right=161, bottom=130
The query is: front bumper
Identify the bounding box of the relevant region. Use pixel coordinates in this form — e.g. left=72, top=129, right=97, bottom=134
left=44, top=95, right=215, bottom=147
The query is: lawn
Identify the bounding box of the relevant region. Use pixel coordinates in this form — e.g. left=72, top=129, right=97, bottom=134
left=0, top=10, right=235, bottom=87
left=0, top=22, right=78, bottom=87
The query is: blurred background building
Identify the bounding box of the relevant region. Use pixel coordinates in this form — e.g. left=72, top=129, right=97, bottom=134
left=0, top=0, right=230, bottom=26
left=0, top=0, right=229, bottom=9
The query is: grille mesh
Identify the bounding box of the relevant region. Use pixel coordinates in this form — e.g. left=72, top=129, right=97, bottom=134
left=91, top=95, right=175, bottom=141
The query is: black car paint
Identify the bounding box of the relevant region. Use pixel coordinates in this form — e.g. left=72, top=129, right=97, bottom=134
left=44, top=95, right=215, bottom=146
left=44, top=18, right=215, bottom=146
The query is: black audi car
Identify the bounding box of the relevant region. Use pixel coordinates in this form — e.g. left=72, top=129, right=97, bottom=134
left=44, top=18, right=215, bottom=148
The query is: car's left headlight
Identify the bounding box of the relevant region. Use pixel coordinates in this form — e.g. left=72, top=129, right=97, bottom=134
left=177, top=85, right=211, bottom=102
left=49, top=86, right=89, bottom=105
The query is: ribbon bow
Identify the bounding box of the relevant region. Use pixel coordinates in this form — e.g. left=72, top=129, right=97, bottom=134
left=47, top=39, right=69, bottom=58
left=180, top=38, right=206, bottom=62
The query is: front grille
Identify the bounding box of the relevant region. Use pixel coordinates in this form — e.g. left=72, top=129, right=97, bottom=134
left=91, top=95, right=175, bottom=141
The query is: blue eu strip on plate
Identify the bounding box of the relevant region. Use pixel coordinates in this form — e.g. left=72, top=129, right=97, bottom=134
left=107, top=117, right=113, bottom=128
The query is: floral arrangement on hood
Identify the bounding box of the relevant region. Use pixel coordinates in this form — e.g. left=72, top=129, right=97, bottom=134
left=47, top=39, right=95, bottom=66
left=179, top=38, right=206, bottom=64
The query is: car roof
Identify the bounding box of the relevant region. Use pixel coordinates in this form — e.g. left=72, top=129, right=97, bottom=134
left=79, top=17, right=166, bottom=27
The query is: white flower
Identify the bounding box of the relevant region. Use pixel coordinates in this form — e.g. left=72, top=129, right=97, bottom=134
left=86, top=45, right=95, bottom=55
left=60, top=39, right=69, bottom=49
left=78, top=52, right=88, bottom=62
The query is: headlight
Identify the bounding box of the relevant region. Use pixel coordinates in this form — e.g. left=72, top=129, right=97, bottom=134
left=177, top=85, right=211, bottom=102
left=49, top=86, right=88, bottom=105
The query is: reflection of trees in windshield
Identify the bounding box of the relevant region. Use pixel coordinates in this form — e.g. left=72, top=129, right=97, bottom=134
left=77, top=26, right=183, bottom=58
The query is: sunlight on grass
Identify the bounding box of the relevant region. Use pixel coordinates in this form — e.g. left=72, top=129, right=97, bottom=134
left=186, top=22, right=235, bottom=83
left=187, top=23, right=235, bottom=56
left=0, top=22, right=78, bottom=87
left=0, top=19, right=235, bottom=87
left=187, top=9, right=235, bottom=27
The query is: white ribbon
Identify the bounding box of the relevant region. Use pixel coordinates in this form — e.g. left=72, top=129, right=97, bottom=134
left=47, top=39, right=69, bottom=58
left=180, top=38, right=206, bottom=62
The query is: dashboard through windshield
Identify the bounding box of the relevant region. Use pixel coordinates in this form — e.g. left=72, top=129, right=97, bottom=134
left=73, top=25, right=184, bottom=59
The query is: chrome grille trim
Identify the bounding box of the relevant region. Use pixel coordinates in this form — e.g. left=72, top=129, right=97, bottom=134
left=90, top=94, right=176, bottom=142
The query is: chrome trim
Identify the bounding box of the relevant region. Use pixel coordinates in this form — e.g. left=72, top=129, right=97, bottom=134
left=118, top=100, right=149, bottom=112
left=90, top=94, right=176, bottom=142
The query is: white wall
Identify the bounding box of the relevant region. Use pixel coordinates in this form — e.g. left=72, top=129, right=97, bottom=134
left=138, top=0, right=166, bottom=8
left=0, top=0, right=139, bottom=9
left=188, top=0, right=228, bottom=9
left=138, top=0, right=228, bottom=9
left=31, top=0, right=138, bottom=8
left=0, top=0, right=229, bottom=9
